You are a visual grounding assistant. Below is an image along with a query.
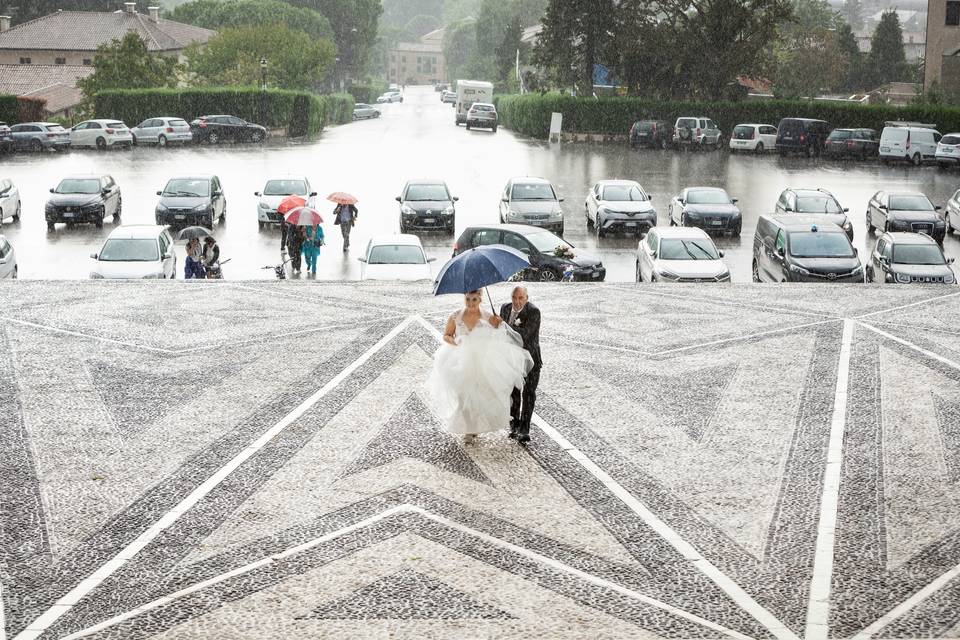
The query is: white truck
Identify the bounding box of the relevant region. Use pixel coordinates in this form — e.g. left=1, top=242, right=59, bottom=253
left=454, top=80, right=494, bottom=126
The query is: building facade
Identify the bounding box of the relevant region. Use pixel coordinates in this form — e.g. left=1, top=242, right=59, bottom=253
left=925, top=0, right=960, bottom=94
left=389, top=33, right=445, bottom=86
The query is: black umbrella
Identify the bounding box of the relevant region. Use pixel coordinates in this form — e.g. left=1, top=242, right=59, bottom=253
left=177, top=226, right=213, bottom=240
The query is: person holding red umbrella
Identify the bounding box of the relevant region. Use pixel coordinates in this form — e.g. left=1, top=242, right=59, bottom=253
left=329, top=192, right=358, bottom=252
left=276, top=195, right=307, bottom=253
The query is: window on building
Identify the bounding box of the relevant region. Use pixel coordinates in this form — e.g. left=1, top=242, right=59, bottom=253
left=948, top=0, right=960, bottom=26
left=83, top=59, right=92, bottom=65
left=19, top=57, right=31, bottom=64
left=401, top=56, right=406, bottom=63
left=55, top=57, right=66, bottom=65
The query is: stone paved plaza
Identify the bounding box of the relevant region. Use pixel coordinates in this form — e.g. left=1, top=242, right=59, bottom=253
left=1, top=281, right=959, bottom=639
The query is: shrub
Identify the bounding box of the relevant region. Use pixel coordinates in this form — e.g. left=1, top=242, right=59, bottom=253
left=0, top=94, right=18, bottom=123
left=347, top=83, right=387, bottom=104
left=322, top=93, right=355, bottom=126
left=17, top=96, right=47, bottom=123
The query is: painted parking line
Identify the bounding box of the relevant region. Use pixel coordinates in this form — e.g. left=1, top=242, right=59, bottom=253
left=858, top=320, right=960, bottom=373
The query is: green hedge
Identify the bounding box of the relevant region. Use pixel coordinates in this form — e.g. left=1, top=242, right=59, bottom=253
left=0, top=94, right=17, bottom=123
left=347, top=82, right=387, bottom=104
left=93, top=87, right=353, bottom=136
left=493, top=94, right=960, bottom=139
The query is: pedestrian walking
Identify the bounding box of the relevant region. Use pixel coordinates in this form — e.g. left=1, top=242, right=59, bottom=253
left=287, top=225, right=305, bottom=273
left=302, top=224, right=324, bottom=275
left=334, top=202, right=358, bottom=252
left=184, top=238, right=204, bottom=279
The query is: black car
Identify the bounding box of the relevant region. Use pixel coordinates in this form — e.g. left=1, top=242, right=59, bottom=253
left=629, top=120, right=672, bottom=149
left=668, top=187, right=742, bottom=236
left=190, top=115, right=266, bottom=144
left=867, top=232, right=956, bottom=284
left=776, top=118, right=832, bottom=157
left=0, top=121, right=12, bottom=152
left=822, top=128, right=879, bottom=159
left=454, top=224, right=605, bottom=282
left=397, top=179, right=458, bottom=233
left=45, top=174, right=122, bottom=231
left=866, top=191, right=946, bottom=243
left=155, top=175, right=227, bottom=227
left=752, top=215, right=864, bottom=283
left=774, top=188, right=854, bottom=240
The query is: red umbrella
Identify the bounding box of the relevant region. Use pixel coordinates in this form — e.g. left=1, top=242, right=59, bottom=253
left=284, top=206, right=324, bottom=226
left=277, top=195, right=307, bottom=214
left=327, top=192, right=358, bottom=205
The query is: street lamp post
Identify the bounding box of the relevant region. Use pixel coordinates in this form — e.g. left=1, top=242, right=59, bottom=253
left=259, top=57, right=268, bottom=126
left=334, top=56, right=341, bottom=93
left=260, top=57, right=268, bottom=90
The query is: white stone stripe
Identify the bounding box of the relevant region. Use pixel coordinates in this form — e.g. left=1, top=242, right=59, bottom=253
left=0, top=316, right=177, bottom=354
left=804, top=319, right=854, bottom=640
left=605, top=285, right=837, bottom=319
left=411, top=316, right=797, bottom=640
left=14, top=317, right=417, bottom=640
left=854, top=290, right=960, bottom=319
left=857, top=321, right=960, bottom=373
left=849, top=561, right=960, bottom=640
left=654, top=319, right=838, bottom=357
left=1, top=580, right=7, bottom=640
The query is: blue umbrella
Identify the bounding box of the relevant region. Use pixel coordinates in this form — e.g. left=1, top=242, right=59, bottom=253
left=433, top=244, right=530, bottom=296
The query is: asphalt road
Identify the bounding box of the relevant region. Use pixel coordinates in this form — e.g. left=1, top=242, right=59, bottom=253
left=2, top=85, right=959, bottom=281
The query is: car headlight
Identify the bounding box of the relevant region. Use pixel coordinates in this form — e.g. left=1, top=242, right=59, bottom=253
left=716, top=270, right=730, bottom=282
left=597, top=206, right=610, bottom=215
left=156, top=203, right=168, bottom=212
left=443, top=205, right=454, bottom=215
left=895, top=272, right=911, bottom=284
left=258, top=202, right=270, bottom=210
left=945, top=272, right=956, bottom=284
left=192, top=204, right=211, bottom=212
left=790, top=264, right=811, bottom=276
left=89, top=272, right=104, bottom=279
left=551, top=209, right=563, bottom=219
left=401, top=205, right=413, bottom=215
left=842, top=221, right=853, bottom=231
left=657, top=269, right=679, bottom=281
left=82, top=203, right=103, bottom=212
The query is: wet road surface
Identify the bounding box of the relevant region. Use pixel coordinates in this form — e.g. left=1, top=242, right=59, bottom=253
left=1, top=85, right=959, bottom=281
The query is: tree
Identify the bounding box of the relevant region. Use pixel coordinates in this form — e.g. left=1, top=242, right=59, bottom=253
left=404, top=14, right=441, bottom=38
left=285, top=0, right=383, bottom=78
left=380, top=0, right=443, bottom=30
left=186, top=25, right=335, bottom=90
left=535, top=0, right=616, bottom=94
left=168, top=0, right=334, bottom=41
left=867, top=10, right=909, bottom=86
left=78, top=33, right=180, bottom=100
left=837, top=22, right=863, bottom=91
left=498, top=13, right=524, bottom=83
left=443, top=18, right=479, bottom=81
left=773, top=28, right=848, bottom=98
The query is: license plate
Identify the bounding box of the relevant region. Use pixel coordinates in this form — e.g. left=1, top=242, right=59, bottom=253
left=735, top=140, right=747, bottom=145
left=422, top=218, right=435, bottom=223
left=711, top=220, right=723, bottom=226
left=175, top=215, right=185, bottom=220
left=625, top=222, right=637, bottom=227
left=63, top=212, right=74, bottom=218
left=881, top=146, right=890, bottom=152
left=592, top=272, right=600, bottom=279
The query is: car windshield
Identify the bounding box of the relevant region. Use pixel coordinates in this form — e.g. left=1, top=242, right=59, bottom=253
left=789, top=232, right=854, bottom=258
left=892, top=244, right=945, bottom=265
left=889, top=195, right=934, bottom=211
left=733, top=125, right=754, bottom=136
left=170, top=119, right=188, bottom=127
left=658, top=238, right=720, bottom=260
left=677, top=118, right=696, bottom=128
left=46, top=125, right=66, bottom=132
left=56, top=179, right=100, bottom=194
left=406, top=184, right=449, bottom=201
left=263, top=180, right=307, bottom=196
left=795, top=195, right=842, bottom=213
left=636, top=121, right=655, bottom=131
left=828, top=130, right=851, bottom=140
left=164, top=179, right=210, bottom=197
left=368, top=245, right=425, bottom=265
left=98, top=239, right=159, bottom=262
left=602, top=185, right=647, bottom=201
left=472, top=104, right=495, bottom=111
left=512, top=183, right=555, bottom=200
left=526, top=230, right=572, bottom=253
left=107, top=122, right=126, bottom=129
left=686, top=190, right=730, bottom=205
left=942, top=135, right=960, bottom=145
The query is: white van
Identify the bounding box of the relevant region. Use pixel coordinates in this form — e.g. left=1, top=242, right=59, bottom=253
left=879, top=125, right=941, bottom=166
left=454, top=80, right=493, bottom=126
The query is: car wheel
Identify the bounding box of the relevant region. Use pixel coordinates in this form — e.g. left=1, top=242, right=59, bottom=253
left=681, top=213, right=687, bottom=227
left=946, top=214, right=954, bottom=236
left=31, top=139, right=43, bottom=153
left=466, top=123, right=471, bottom=130
left=158, top=135, right=168, bottom=147
left=47, top=221, right=54, bottom=231
left=752, top=260, right=761, bottom=282
left=539, top=267, right=558, bottom=282
left=13, top=201, right=20, bottom=221
left=11, top=265, right=16, bottom=279
left=755, top=142, right=764, bottom=154
left=911, top=152, right=922, bottom=166
left=258, top=221, right=265, bottom=230
left=131, top=134, right=138, bottom=147
left=804, top=144, right=813, bottom=158
left=492, top=126, right=498, bottom=133
left=866, top=211, right=874, bottom=233
left=596, top=216, right=605, bottom=238
left=95, top=215, right=103, bottom=229
left=883, top=221, right=890, bottom=233
left=731, top=222, right=742, bottom=236
left=204, top=216, right=213, bottom=229
left=251, top=130, right=264, bottom=143
left=209, top=132, right=220, bottom=144
left=635, top=261, right=642, bottom=282
left=659, top=137, right=667, bottom=150
left=865, top=266, right=874, bottom=283
left=96, top=137, right=107, bottom=151
left=115, top=198, right=122, bottom=219
left=585, top=207, right=593, bottom=228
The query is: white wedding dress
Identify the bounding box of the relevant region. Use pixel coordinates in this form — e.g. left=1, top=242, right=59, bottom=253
left=427, top=309, right=534, bottom=435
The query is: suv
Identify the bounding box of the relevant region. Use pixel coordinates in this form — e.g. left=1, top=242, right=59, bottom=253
left=453, top=224, right=605, bottom=281
left=585, top=180, right=657, bottom=237
left=774, top=188, right=853, bottom=240
left=629, top=120, right=672, bottom=149
left=155, top=175, right=226, bottom=227
left=499, top=177, right=565, bottom=235
left=0, top=121, right=12, bottom=152
left=397, top=179, right=458, bottom=233
left=190, top=115, right=266, bottom=144
left=866, top=191, right=945, bottom=243
left=465, top=103, right=498, bottom=132
left=867, top=232, right=955, bottom=284
left=10, top=122, right=71, bottom=152
left=935, top=132, right=960, bottom=168
left=753, top=215, right=863, bottom=283
left=775, top=118, right=832, bottom=157
left=879, top=124, right=940, bottom=165
left=130, top=117, right=193, bottom=147
left=672, top=117, right=721, bottom=149
left=822, top=128, right=878, bottom=159
left=45, top=174, right=122, bottom=231
left=0, top=235, right=16, bottom=279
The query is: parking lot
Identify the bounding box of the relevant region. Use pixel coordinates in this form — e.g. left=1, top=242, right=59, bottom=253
left=1, top=85, right=959, bottom=281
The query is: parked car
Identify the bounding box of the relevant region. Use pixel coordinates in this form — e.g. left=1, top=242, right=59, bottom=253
left=636, top=227, right=730, bottom=283
left=879, top=125, right=941, bottom=165
left=774, top=188, right=853, bottom=240
left=434, top=83, right=449, bottom=92
left=45, top=174, right=122, bottom=231
left=0, top=121, right=12, bottom=152
left=255, top=176, right=316, bottom=229
left=668, top=187, right=741, bottom=235
left=775, top=118, right=832, bottom=156
left=672, top=117, right=721, bottom=149
left=866, top=191, right=945, bottom=243
left=867, top=232, right=955, bottom=284
left=0, top=178, right=20, bottom=224
left=358, top=234, right=435, bottom=281
left=0, top=235, right=16, bottom=279
left=155, top=175, right=226, bottom=227
left=10, top=122, right=71, bottom=152
left=190, top=115, right=266, bottom=144
left=822, top=128, right=879, bottom=159
left=441, top=90, right=456, bottom=104
left=90, top=225, right=177, bottom=280
left=629, top=120, right=673, bottom=149
left=585, top=180, right=656, bottom=237
left=130, top=117, right=193, bottom=147
left=935, top=132, right=960, bottom=168
left=945, top=187, right=960, bottom=236
left=453, top=224, right=605, bottom=281
left=499, top=177, right=565, bottom=235
left=397, top=179, right=458, bottom=234
left=377, top=91, right=404, bottom=103
left=752, top=215, right=864, bottom=283
left=728, top=123, right=777, bottom=153
left=465, top=102, right=498, bottom=131
left=353, top=103, right=381, bottom=120
left=70, top=119, right=133, bottom=149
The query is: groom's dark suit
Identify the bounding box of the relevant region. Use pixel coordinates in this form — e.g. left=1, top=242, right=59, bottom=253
left=499, top=301, right=542, bottom=439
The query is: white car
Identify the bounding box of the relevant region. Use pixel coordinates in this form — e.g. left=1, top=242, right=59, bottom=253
left=729, top=123, right=777, bottom=153
left=353, top=103, right=381, bottom=120
left=70, top=119, right=134, bottom=149
left=585, top=180, right=657, bottom=237
left=635, top=227, right=730, bottom=283
left=358, top=234, right=434, bottom=281
left=90, top=225, right=177, bottom=279
left=377, top=91, right=403, bottom=103
left=0, top=235, right=16, bottom=279
left=944, top=187, right=960, bottom=237
left=935, top=132, right=960, bottom=169
left=130, top=117, right=193, bottom=147
left=255, top=176, right=316, bottom=229
left=0, top=178, right=20, bottom=224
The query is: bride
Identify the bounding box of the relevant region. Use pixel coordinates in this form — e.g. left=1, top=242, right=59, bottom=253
left=427, top=290, right=534, bottom=441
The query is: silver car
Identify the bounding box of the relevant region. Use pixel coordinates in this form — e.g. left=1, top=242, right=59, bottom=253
left=10, top=122, right=71, bottom=152
left=0, top=235, right=16, bottom=279
left=353, top=103, right=381, bottom=120
left=867, top=232, right=956, bottom=284
left=0, top=178, right=20, bottom=224
left=499, top=177, right=565, bottom=236
left=466, top=103, right=498, bottom=132
left=131, top=117, right=194, bottom=147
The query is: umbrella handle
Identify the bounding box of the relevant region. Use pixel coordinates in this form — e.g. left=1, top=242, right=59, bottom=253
left=485, top=287, right=496, bottom=315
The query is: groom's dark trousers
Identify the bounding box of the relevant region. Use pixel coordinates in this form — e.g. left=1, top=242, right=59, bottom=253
left=500, top=301, right=542, bottom=438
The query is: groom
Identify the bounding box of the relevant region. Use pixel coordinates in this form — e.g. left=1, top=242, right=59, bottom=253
left=500, top=285, right=542, bottom=445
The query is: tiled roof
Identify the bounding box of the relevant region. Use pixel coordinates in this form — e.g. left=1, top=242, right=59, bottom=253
left=0, top=10, right=215, bottom=52
left=22, top=83, right=85, bottom=114
left=0, top=64, right=93, bottom=96
left=394, top=42, right=443, bottom=53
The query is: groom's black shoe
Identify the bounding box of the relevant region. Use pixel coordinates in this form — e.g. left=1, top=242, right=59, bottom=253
left=508, top=431, right=518, bottom=439
left=517, top=434, right=531, bottom=445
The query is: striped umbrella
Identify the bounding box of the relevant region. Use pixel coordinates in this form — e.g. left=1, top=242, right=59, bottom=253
left=283, top=206, right=324, bottom=226
left=277, top=195, right=307, bottom=214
